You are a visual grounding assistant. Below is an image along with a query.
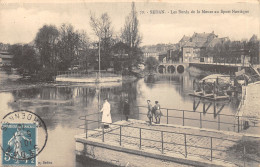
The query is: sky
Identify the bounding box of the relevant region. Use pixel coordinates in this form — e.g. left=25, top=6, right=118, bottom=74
left=0, top=0, right=259, bottom=46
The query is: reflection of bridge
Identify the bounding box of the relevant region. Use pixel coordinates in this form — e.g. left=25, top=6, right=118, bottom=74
left=158, top=61, right=254, bottom=74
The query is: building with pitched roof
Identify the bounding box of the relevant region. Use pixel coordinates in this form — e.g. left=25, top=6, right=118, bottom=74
left=180, top=31, right=229, bottom=63
left=0, top=52, right=14, bottom=66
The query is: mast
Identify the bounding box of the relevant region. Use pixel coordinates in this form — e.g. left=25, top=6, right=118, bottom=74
left=98, top=36, right=101, bottom=81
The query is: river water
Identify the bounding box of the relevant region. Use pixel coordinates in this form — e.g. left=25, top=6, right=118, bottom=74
left=0, top=70, right=240, bottom=166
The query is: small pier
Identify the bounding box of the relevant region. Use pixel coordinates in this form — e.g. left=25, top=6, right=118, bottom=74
left=55, top=71, right=122, bottom=83
left=75, top=116, right=260, bottom=167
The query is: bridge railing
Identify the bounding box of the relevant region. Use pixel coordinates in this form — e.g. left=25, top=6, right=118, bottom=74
left=160, top=61, right=251, bottom=67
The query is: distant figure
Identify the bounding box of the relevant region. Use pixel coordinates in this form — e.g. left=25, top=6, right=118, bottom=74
left=147, top=100, right=153, bottom=125
left=123, top=99, right=130, bottom=121
left=154, top=101, right=162, bottom=124
left=100, top=98, right=112, bottom=128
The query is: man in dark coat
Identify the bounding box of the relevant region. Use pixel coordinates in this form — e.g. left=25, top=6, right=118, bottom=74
left=123, top=99, right=130, bottom=121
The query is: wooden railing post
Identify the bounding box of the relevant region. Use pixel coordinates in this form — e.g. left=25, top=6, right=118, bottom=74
left=184, top=134, right=187, bottom=158
left=183, top=110, right=185, bottom=126
left=238, top=116, right=240, bottom=133
left=210, top=137, right=213, bottom=161
left=139, top=128, right=142, bottom=149
left=167, top=109, right=169, bottom=124
left=102, top=125, right=104, bottom=142
left=120, top=125, right=122, bottom=146
left=161, top=131, right=164, bottom=154
left=200, top=112, right=202, bottom=128
left=218, top=115, right=220, bottom=130
left=85, top=118, right=88, bottom=138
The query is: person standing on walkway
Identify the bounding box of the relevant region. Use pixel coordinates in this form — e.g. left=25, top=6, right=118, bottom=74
left=100, top=98, right=112, bottom=128
left=147, top=100, right=153, bottom=125
left=154, top=101, right=162, bottom=124
left=123, top=99, right=130, bottom=121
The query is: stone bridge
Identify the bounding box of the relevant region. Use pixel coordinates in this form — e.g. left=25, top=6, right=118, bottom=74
left=157, top=62, right=189, bottom=74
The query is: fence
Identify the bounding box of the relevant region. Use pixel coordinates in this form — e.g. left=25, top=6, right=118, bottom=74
left=136, top=106, right=260, bottom=133
left=77, top=111, right=260, bottom=166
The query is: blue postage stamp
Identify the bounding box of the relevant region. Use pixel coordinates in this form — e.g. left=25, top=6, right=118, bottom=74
left=2, top=123, right=37, bottom=165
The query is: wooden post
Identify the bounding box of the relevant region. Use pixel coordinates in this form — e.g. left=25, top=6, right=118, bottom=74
left=139, top=128, right=142, bottom=149
left=120, top=125, right=122, bottom=146
left=161, top=131, right=164, bottom=154
left=182, top=110, right=185, bottom=126
left=193, top=100, right=196, bottom=111
left=85, top=118, right=88, bottom=138
left=200, top=112, right=202, bottom=128
left=213, top=81, right=216, bottom=98
left=218, top=115, right=220, bottom=130
left=184, top=134, right=187, bottom=158
left=216, top=77, right=219, bottom=96
left=210, top=137, right=213, bottom=161
left=167, top=109, right=169, bottom=124
left=238, top=116, right=240, bottom=133
left=213, top=102, right=216, bottom=116
left=102, top=125, right=104, bottom=142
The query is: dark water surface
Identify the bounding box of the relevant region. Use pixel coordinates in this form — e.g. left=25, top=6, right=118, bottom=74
left=0, top=70, right=240, bottom=166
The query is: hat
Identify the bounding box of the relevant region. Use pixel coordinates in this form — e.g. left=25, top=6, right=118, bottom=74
left=155, top=101, right=158, bottom=103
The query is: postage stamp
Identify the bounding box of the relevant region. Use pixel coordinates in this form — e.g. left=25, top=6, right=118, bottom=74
left=2, top=123, right=37, bottom=165
left=1, top=110, right=48, bottom=166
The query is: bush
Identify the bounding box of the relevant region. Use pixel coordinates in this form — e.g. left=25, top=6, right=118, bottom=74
left=36, top=68, right=56, bottom=82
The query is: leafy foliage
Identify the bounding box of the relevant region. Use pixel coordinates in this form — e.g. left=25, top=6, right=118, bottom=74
left=9, top=44, right=39, bottom=75
left=145, top=57, right=159, bottom=73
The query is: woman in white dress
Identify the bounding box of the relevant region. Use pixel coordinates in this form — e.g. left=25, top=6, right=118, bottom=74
left=100, top=98, right=112, bottom=128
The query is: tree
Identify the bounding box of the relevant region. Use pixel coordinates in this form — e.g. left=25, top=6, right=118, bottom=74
left=121, top=2, right=142, bottom=48
left=57, top=23, right=81, bottom=70
left=247, top=34, right=259, bottom=64
left=9, top=44, right=39, bottom=75
left=121, top=2, right=143, bottom=69
left=77, top=31, right=90, bottom=70
left=145, top=57, right=159, bottom=73
left=90, top=12, right=114, bottom=70
left=35, top=25, right=59, bottom=69
left=111, top=42, right=131, bottom=71
left=8, top=44, right=23, bottom=68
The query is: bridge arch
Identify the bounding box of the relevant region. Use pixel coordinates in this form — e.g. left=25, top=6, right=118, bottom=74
left=158, top=65, right=166, bottom=74
left=167, top=65, right=175, bottom=73
left=177, top=65, right=185, bottom=73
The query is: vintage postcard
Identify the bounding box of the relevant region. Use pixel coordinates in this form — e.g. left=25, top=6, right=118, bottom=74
left=0, top=0, right=259, bottom=166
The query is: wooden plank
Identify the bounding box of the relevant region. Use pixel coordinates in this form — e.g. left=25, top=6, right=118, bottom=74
left=189, top=93, right=229, bottom=101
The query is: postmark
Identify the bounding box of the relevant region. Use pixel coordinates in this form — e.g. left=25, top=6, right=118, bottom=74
left=1, top=110, right=48, bottom=165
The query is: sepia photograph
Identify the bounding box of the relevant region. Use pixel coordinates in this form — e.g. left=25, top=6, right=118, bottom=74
left=0, top=0, right=259, bottom=166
